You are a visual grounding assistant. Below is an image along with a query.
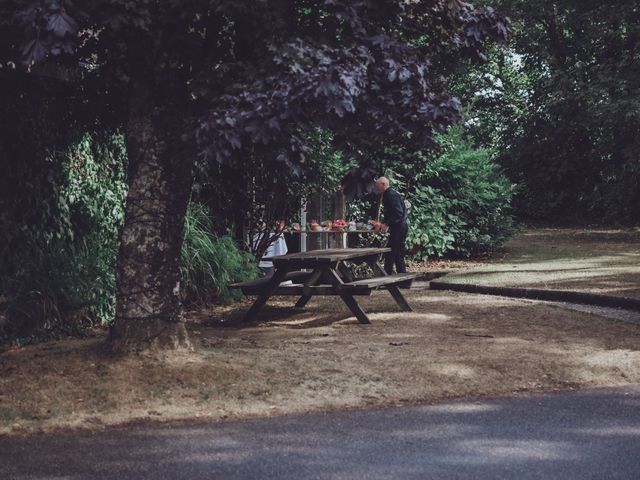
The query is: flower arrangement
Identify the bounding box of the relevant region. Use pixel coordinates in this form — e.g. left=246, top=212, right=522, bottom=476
left=332, top=219, right=347, bottom=231
left=298, top=219, right=387, bottom=232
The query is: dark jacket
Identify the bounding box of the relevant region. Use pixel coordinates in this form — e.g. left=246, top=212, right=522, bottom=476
left=382, top=188, right=407, bottom=226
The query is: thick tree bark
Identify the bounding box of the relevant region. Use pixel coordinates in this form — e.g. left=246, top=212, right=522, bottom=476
left=109, top=87, right=193, bottom=352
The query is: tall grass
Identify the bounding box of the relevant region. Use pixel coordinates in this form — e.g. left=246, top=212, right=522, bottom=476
left=0, top=234, right=116, bottom=342
left=181, top=202, right=258, bottom=305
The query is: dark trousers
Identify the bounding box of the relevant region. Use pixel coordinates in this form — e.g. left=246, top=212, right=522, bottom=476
left=384, top=222, right=408, bottom=274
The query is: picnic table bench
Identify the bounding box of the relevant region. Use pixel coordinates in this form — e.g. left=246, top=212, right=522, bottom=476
left=231, top=248, right=419, bottom=324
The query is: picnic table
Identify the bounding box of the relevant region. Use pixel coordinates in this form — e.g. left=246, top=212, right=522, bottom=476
left=231, top=248, right=419, bottom=324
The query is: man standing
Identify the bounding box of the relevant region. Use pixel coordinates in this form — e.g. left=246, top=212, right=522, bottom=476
left=375, top=177, right=408, bottom=274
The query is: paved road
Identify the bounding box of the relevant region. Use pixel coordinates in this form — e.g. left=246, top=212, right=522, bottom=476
left=3, top=386, right=640, bottom=480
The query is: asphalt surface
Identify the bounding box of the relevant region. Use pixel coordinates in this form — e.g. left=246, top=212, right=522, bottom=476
left=2, top=386, right=640, bottom=480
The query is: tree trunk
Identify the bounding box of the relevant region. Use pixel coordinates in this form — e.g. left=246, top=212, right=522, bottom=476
left=109, top=90, right=193, bottom=352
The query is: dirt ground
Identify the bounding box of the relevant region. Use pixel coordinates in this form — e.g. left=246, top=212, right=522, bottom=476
left=440, top=228, right=640, bottom=299
left=2, top=285, right=640, bottom=437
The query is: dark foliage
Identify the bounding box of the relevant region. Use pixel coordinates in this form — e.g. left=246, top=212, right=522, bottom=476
left=459, top=0, right=640, bottom=223
left=1, top=1, right=510, bottom=187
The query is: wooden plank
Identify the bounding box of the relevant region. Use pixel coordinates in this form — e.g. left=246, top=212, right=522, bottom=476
left=337, top=262, right=355, bottom=282
left=387, top=285, right=413, bottom=311
left=269, top=252, right=390, bottom=270
left=274, top=285, right=372, bottom=296
left=366, top=259, right=388, bottom=277
left=295, top=268, right=324, bottom=308
left=264, top=248, right=390, bottom=264
left=362, top=259, right=414, bottom=311
left=322, top=266, right=372, bottom=324
left=243, top=268, right=288, bottom=321
left=340, top=294, right=372, bottom=324
left=230, top=270, right=312, bottom=290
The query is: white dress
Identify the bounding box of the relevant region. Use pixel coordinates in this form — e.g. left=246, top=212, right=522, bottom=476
left=254, top=232, right=288, bottom=269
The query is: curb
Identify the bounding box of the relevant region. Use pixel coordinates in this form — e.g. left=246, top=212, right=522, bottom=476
left=429, top=280, right=640, bottom=312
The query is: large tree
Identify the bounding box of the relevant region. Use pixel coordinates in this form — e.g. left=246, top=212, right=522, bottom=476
left=0, top=0, right=509, bottom=351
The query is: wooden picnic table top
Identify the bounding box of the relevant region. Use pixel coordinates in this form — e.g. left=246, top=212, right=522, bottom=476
left=263, top=247, right=390, bottom=264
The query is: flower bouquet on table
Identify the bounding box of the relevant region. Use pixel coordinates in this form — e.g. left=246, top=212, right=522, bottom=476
left=321, top=220, right=333, bottom=231
left=332, top=219, right=347, bottom=232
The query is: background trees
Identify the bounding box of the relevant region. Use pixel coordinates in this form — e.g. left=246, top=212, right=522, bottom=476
left=458, top=0, right=640, bottom=223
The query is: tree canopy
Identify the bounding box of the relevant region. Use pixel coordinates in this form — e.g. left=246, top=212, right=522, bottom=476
left=1, top=1, right=509, bottom=174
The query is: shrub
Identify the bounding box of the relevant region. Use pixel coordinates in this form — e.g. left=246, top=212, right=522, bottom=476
left=0, top=133, right=126, bottom=341
left=180, top=202, right=258, bottom=305
left=1, top=234, right=116, bottom=340
left=402, top=128, right=516, bottom=259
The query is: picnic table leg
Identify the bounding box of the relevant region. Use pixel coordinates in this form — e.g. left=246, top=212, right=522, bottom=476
left=367, top=259, right=388, bottom=277
left=366, top=259, right=413, bottom=312
left=339, top=293, right=372, bottom=324
left=386, top=285, right=412, bottom=312
left=324, top=267, right=371, bottom=324
left=244, top=268, right=288, bottom=321
left=337, top=262, right=355, bottom=282
left=294, top=268, right=323, bottom=309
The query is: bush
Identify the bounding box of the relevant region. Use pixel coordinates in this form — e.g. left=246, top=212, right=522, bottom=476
left=1, top=234, right=116, bottom=340
left=1, top=146, right=258, bottom=343
left=402, top=128, right=516, bottom=259
left=343, top=129, right=515, bottom=260
left=180, top=202, right=258, bottom=305
left=0, top=133, right=127, bottom=342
